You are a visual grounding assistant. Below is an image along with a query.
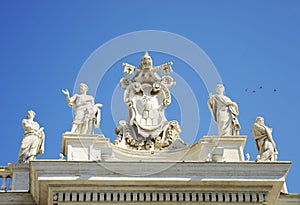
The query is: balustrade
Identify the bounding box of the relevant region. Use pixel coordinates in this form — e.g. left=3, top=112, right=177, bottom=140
left=0, top=166, right=12, bottom=191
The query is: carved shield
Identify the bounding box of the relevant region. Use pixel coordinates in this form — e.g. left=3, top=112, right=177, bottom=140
left=131, top=93, right=166, bottom=131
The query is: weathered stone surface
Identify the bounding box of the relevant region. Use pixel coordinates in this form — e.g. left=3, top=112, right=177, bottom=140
left=0, top=192, right=36, bottom=205
left=61, top=134, right=247, bottom=163
left=277, top=193, right=300, bottom=205
left=29, top=160, right=291, bottom=205
left=114, top=52, right=186, bottom=151
left=62, top=83, right=103, bottom=135
left=185, top=135, right=247, bottom=162
left=208, top=84, right=240, bottom=136
left=8, top=164, right=29, bottom=191
left=18, top=110, right=45, bottom=164
left=252, top=116, right=278, bottom=162
left=61, top=133, right=111, bottom=161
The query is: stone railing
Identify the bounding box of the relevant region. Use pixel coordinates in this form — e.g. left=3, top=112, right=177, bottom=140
left=0, top=166, right=12, bottom=191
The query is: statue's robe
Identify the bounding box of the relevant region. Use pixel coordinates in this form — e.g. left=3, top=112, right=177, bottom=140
left=208, top=94, right=240, bottom=136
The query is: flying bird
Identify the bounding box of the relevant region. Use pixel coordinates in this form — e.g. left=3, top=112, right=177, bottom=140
left=244, top=85, right=278, bottom=94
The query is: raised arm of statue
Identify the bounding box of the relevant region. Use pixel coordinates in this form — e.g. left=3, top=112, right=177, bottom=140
left=62, top=89, right=77, bottom=107
left=63, top=83, right=103, bottom=134
left=62, top=89, right=69, bottom=97
left=62, top=89, right=71, bottom=106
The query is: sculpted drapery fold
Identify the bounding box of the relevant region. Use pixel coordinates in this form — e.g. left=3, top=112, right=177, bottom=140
left=208, top=84, right=240, bottom=136
left=62, top=83, right=103, bottom=134
left=18, top=110, right=45, bottom=164
left=252, top=116, right=278, bottom=162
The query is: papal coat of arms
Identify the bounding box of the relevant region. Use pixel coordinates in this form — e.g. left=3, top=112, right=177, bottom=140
left=113, top=52, right=186, bottom=150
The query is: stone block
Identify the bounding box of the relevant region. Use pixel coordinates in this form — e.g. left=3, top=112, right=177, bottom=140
left=61, top=133, right=112, bottom=161
left=185, top=136, right=247, bottom=162
left=8, top=164, right=29, bottom=191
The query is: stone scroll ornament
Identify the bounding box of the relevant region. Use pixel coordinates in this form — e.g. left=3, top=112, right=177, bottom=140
left=113, top=52, right=187, bottom=151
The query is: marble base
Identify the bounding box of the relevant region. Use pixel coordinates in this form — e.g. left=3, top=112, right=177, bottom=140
left=61, top=134, right=246, bottom=162
left=8, top=163, right=29, bottom=191
left=185, top=135, right=247, bottom=162
left=61, top=133, right=112, bottom=161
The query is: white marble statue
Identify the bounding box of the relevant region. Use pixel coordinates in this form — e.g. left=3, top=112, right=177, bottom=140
left=62, top=83, right=103, bottom=134
left=208, top=84, right=240, bottom=136
left=113, top=51, right=186, bottom=150
left=18, top=110, right=45, bottom=164
left=252, top=116, right=278, bottom=162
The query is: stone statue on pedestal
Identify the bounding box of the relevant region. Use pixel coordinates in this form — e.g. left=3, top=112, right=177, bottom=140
left=62, top=83, right=102, bottom=134
left=18, top=110, right=45, bottom=163
left=252, top=116, right=278, bottom=162
left=208, top=84, right=240, bottom=136
left=113, top=51, right=186, bottom=150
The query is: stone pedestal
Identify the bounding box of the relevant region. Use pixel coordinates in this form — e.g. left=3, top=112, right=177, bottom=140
left=8, top=163, right=29, bottom=191
left=199, top=135, right=246, bottom=162
left=61, top=133, right=112, bottom=161
left=185, top=136, right=247, bottom=162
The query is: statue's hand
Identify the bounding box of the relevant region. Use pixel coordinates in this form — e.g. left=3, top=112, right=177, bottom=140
left=95, top=103, right=103, bottom=108
left=40, top=127, right=44, bottom=131
left=62, top=89, right=69, bottom=96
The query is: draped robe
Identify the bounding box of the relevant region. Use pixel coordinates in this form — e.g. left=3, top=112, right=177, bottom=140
left=208, top=94, right=240, bottom=136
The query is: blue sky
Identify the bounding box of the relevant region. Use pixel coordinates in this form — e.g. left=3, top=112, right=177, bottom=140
left=1, top=1, right=300, bottom=193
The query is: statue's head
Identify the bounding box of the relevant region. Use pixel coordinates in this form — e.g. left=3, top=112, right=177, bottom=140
left=26, top=110, right=36, bottom=119
left=140, top=51, right=152, bottom=70
left=79, top=83, right=88, bottom=94
left=255, top=116, right=264, bottom=124
left=215, top=84, right=225, bottom=94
